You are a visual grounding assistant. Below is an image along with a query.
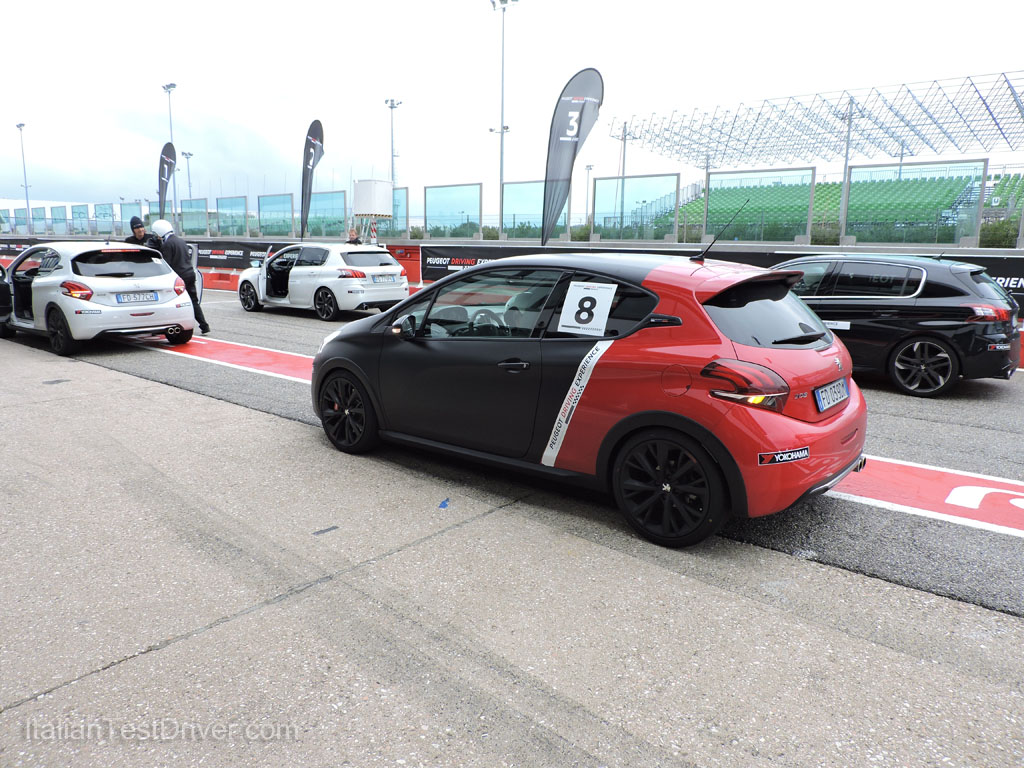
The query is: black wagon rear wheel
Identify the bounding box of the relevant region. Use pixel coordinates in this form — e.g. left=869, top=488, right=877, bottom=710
left=612, top=429, right=728, bottom=547
left=318, top=371, right=380, bottom=454
left=888, top=337, right=959, bottom=397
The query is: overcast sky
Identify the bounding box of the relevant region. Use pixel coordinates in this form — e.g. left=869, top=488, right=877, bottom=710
left=4, top=0, right=1022, bottom=219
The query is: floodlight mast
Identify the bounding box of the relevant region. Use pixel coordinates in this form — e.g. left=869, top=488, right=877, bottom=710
left=162, top=82, right=179, bottom=229
left=16, top=123, right=31, bottom=235
left=490, top=0, right=517, bottom=238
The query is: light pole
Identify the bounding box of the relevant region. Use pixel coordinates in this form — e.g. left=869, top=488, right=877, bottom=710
left=384, top=99, right=401, bottom=187
left=16, top=123, right=31, bottom=235
left=182, top=151, right=194, bottom=199
left=162, top=82, right=179, bottom=229
left=490, top=0, right=517, bottom=238
left=585, top=164, right=594, bottom=227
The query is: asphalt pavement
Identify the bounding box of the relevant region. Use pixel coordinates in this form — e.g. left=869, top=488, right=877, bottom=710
left=2, top=337, right=1023, bottom=767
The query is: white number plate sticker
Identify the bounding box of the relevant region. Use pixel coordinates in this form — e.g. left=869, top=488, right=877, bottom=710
left=372, top=275, right=396, bottom=283
left=116, top=292, right=157, bottom=303
left=814, top=378, right=849, bottom=412
left=557, top=281, right=617, bottom=337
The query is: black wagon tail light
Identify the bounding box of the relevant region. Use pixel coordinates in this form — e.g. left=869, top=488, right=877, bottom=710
left=60, top=281, right=93, bottom=301
left=701, top=359, right=790, bottom=412
left=961, top=303, right=1012, bottom=323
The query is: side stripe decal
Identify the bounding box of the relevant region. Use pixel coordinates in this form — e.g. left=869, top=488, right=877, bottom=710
left=541, top=339, right=614, bottom=467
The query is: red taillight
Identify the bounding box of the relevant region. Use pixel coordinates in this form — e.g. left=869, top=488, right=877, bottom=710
left=174, top=277, right=186, bottom=296
left=701, top=359, right=790, bottom=412
left=400, top=267, right=407, bottom=277
left=337, top=268, right=367, bottom=279
left=961, top=303, right=1011, bottom=322
left=60, top=281, right=93, bottom=301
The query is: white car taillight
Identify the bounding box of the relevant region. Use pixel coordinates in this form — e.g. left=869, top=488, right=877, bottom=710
left=60, top=281, right=93, bottom=301
left=337, top=269, right=367, bottom=279
left=174, top=277, right=186, bottom=296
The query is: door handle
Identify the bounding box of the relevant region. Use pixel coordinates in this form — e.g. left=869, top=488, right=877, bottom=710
left=873, top=309, right=897, bottom=317
left=497, top=359, right=531, bottom=372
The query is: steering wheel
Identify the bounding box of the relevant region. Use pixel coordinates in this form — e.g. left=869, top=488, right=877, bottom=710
left=470, top=308, right=509, bottom=337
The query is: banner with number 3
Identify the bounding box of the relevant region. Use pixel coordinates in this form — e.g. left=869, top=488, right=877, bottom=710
left=557, top=281, right=617, bottom=337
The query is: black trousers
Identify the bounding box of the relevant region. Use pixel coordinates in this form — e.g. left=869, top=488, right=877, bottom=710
left=185, top=277, right=208, bottom=330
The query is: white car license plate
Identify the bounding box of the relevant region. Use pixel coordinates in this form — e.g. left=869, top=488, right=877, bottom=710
left=372, top=275, right=395, bottom=284
left=116, top=292, right=157, bottom=303
left=814, top=378, right=849, bottom=412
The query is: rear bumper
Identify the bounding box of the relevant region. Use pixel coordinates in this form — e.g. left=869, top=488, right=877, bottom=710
left=65, top=300, right=196, bottom=340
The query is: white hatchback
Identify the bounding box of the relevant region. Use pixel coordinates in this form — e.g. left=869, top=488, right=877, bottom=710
left=0, top=241, right=196, bottom=355
left=237, top=243, right=408, bottom=321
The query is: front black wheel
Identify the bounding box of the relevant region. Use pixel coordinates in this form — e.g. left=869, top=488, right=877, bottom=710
left=0, top=321, right=15, bottom=338
left=239, top=281, right=263, bottom=312
left=318, top=371, right=380, bottom=453
left=46, top=308, right=80, bottom=356
left=888, top=337, right=959, bottom=397
left=612, top=429, right=728, bottom=547
left=314, top=287, right=339, bottom=321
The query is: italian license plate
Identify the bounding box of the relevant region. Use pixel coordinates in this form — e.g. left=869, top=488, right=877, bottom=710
left=372, top=274, right=395, bottom=284
left=116, top=292, right=157, bottom=303
left=814, top=378, right=849, bottom=412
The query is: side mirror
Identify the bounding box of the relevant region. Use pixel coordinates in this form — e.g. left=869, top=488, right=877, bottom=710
left=250, top=259, right=261, bottom=268
left=389, top=314, right=417, bottom=340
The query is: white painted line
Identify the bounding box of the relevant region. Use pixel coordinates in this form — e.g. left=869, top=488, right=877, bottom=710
left=828, top=490, right=1024, bottom=539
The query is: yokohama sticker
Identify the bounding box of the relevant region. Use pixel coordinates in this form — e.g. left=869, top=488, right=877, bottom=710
left=759, top=447, right=810, bottom=465
left=541, top=340, right=614, bottom=466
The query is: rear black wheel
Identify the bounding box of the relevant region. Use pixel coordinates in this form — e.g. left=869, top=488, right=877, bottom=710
left=239, top=281, right=263, bottom=312
left=314, top=287, right=339, bottom=321
left=46, top=308, right=80, bottom=356
left=318, top=371, right=380, bottom=453
left=0, top=321, right=14, bottom=338
left=612, top=429, right=728, bottom=547
left=888, top=337, right=959, bottom=397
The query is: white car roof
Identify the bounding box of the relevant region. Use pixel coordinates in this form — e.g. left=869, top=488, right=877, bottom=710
left=25, top=241, right=161, bottom=256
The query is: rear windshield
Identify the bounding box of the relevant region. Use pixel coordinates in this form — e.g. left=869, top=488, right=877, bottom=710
left=73, top=250, right=171, bottom=278
left=703, top=280, right=831, bottom=348
left=968, top=270, right=1014, bottom=304
left=343, top=251, right=398, bottom=268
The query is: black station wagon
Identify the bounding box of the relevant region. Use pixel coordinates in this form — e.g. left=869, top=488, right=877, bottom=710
left=773, top=253, right=1020, bottom=396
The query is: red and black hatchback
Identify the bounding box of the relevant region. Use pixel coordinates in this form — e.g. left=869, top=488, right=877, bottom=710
left=312, top=253, right=867, bottom=547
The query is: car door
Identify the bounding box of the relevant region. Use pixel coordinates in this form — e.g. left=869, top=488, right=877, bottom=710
left=0, top=263, right=12, bottom=323
left=8, top=247, right=50, bottom=325
left=377, top=267, right=562, bottom=458
left=263, top=247, right=299, bottom=301
left=289, top=246, right=329, bottom=307
left=811, top=261, right=917, bottom=371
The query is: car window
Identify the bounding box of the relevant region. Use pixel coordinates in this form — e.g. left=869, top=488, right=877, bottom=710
left=270, top=250, right=298, bottom=269
left=35, top=250, right=62, bottom=276
left=296, top=247, right=329, bottom=267
left=918, top=280, right=967, bottom=299
left=417, top=269, right=562, bottom=339
left=831, top=263, right=920, bottom=298
left=73, top=249, right=171, bottom=278
left=14, top=251, right=42, bottom=276
left=541, top=272, right=658, bottom=339
left=789, top=262, right=830, bottom=296
left=343, top=251, right=399, bottom=268
left=967, top=270, right=1014, bottom=303
left=703, top=279, right=832, bottom=349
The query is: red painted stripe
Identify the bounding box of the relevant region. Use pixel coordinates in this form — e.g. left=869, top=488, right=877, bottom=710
left=836, top=456, right=1024, bottom=532
left=140, top=337, right=313, bottom=381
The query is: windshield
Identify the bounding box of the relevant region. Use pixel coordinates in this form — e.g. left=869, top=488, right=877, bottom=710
left=73, top=250, right=171, bottom=278
left=343, top=251, right=398, bottom=268
left=703, top=280, right=831, bottom=348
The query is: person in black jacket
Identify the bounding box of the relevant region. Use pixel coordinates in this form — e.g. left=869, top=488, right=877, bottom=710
left=124, top=216, right=159, bottom=248
left=346, top=228, right=363, bottom=245
left=151, top=219, right=210, bottom=335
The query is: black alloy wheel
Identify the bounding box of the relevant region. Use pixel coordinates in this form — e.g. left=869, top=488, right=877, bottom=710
left=888, top=337, right=959, bottom=397
left=612, top=429, right=727, bottom=547
left=315, top=287, right=339, bottom=321
left=46, top=308, right=80, bottom=356
left=318, top=371, right=380, bottom=454
left=239, top=281, right=262, bottom=312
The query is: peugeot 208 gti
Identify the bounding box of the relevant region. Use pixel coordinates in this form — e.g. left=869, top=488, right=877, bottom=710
left=312, top=253, right=867, bottom=547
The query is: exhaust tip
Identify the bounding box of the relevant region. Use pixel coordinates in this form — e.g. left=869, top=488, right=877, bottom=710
left=166, top=325, right=182, bottom=336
